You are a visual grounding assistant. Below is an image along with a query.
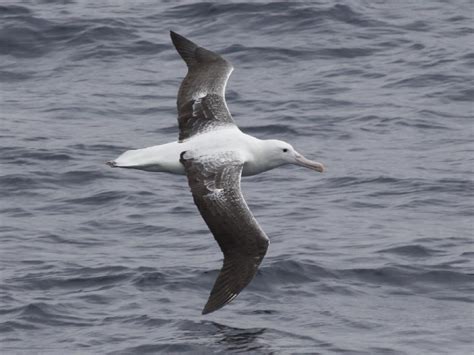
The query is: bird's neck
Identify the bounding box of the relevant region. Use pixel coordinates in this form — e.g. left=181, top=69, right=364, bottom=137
left=242, top=139, right=284, bottom=176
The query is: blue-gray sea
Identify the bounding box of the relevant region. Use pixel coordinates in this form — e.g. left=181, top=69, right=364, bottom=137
left=1, top=1, right=473, bottom=354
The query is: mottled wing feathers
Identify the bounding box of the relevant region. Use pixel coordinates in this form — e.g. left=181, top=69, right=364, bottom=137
left=170, top=31, right=233, bottom=103
left=180, top=151, right=269, bottom=314
left=170, top=31, right=235, bottom=141
left=177, top=94, right=234, bottom=142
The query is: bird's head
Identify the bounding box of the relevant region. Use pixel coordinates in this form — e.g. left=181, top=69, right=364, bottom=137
left=262, top=140, right=325, bottom=173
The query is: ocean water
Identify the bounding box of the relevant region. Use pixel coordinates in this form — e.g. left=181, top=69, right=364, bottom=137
left=1, top=1, right=473, bottom=354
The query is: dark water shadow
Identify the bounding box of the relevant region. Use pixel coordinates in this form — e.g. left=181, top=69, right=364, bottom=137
left=210, top=321, right=268, bottom=353
left=179, top=319, right=270, bottom=353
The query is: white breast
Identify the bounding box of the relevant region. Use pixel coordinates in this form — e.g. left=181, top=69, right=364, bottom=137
left=112, top=127, right=264, bottom=175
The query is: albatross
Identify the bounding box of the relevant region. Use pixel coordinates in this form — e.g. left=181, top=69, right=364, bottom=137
left=108, top=32, right=325, bottom=314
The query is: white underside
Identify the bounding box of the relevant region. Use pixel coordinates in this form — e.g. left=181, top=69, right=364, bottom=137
left=113, top=127, right=273, bottom=176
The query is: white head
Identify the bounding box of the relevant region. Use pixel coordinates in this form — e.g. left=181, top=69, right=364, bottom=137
left=260, top=139, right=324, bottom=173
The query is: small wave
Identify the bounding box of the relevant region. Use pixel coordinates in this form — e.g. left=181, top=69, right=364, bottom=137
left=446, top=88, right=474, bottom=102
left=0, top=207, right=33, bottom=218
left=394, top=118, right=450, bottom=130
left=318, top=46, right=377, bottom=59
left=242, top=124, right=300, bottom=136
left=323, top=176, right=473, bottom=197
left=383, top=73, right=465, bottom=89
left=37, top=233, right=102, bottom=246
left=340, top=266, right=473, bottom=289
left=0, top=8, right=57, bottom=57
left=4, top=302, right=92, bottom=327
left=0, top=70, right=34, bottom=82
left=132, top=271, right=167, bottom=289
left=165, top=2, right=297, bottom=19
left=102, top=314, right=169, bottom=328
left=65, top=26, right=168, bottom=60
left=113, top=343, right=207, bottom=355
left=166, top=3, right=381, bottom=30
left=323, top=176, right=399, bottom=188
left=0, top=174, right=41, bottom=194
left=223, top=44, right=316, bottom=62
left=6, top=266, right=131, bottom=292
left=378, top=244, right=442, bottom=257
left=0, top=320, right=37, bottom=333
left=59, top=169, right=110, bottom=186
left=325, top=4, right=382, bottom=27
left=64, top=190, right=129, bottom=205
left=27, top=150, right=72, bottom=161
left=0, top=5, right=31, bottom=16
left=66, top=23, right=136, bottom=46
left=261, top=259, right=334, bottom=286
left=125, top=40, right=168, bottom=55
left=70, top=143, right=130, bottom=152
left=0, top=26, right=49, bottom=58
left=1, top=147, right=73, bottom=165
left=0, top=8, right=160, bottom=60
left=254, top=258, right=473, bottom=299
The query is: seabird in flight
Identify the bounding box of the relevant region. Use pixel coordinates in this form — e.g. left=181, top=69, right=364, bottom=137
left=108, top=31, right=325, bottom=314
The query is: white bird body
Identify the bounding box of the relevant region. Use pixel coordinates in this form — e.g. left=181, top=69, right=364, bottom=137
left=114, top=127, right=301, bottom=176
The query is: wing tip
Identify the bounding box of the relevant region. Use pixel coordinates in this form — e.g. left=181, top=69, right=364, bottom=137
left=201, top=298, right=220, bottom=315
left=169, top=30, right=187, bottom=44
left=170, top=30, right=231, bottom=69
left=170, top=30, right=198, bottom=67
left=201, top=293, right=238, bottom=315
left=201, top=307, right=212, bottom=315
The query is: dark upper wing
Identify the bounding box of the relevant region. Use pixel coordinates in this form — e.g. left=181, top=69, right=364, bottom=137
left=170, top=31, right=236, bottom=142
left=180, top=151, right=269, bottom=315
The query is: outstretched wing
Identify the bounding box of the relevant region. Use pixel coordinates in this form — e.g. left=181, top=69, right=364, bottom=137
left=180, top=151, right=269, bottom=315
left=170, top=31, right=236, bottom=142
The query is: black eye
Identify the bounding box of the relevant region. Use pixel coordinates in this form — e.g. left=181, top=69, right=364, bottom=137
left=282, top=148, right=288, bottom=153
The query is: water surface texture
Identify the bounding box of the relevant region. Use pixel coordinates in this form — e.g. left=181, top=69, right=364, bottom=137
left=1, top=1, right=473, bottom=354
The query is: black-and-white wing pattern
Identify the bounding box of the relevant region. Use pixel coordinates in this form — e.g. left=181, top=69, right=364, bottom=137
left=171, top=31, right=235, bottom=142
left=180, top=151, right=270, bottom=314
left=177, top=93, right=234, bottom=142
